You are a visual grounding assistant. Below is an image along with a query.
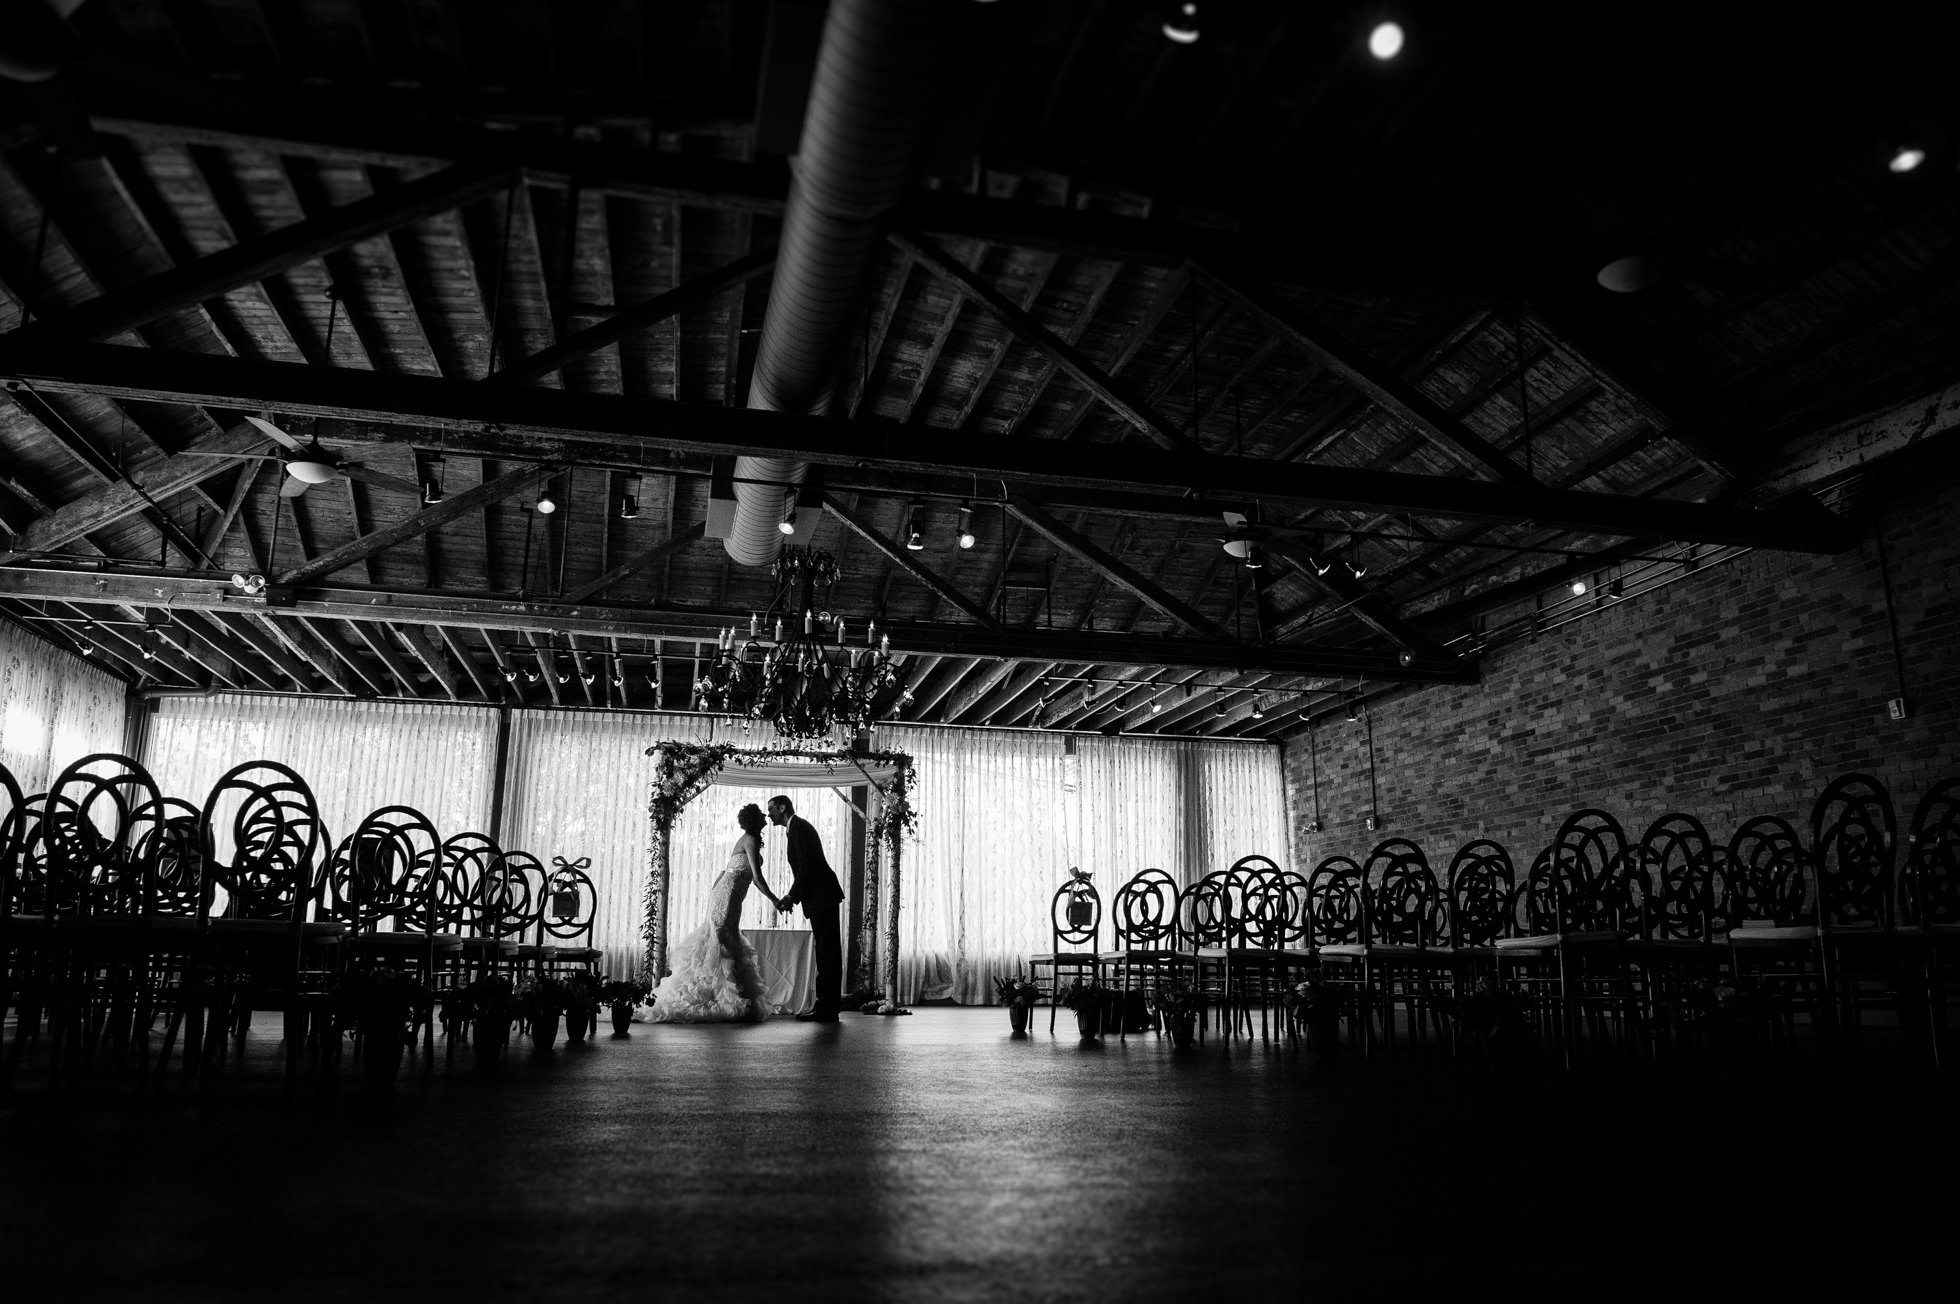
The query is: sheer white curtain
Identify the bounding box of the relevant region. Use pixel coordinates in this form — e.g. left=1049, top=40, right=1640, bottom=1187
left=501, top=711, right=852, bottom=981
left=143, top=695, right=498, bottom=841
left=0, top=619, right=126, bottom=794
left=880, top=726, right=1289, bottom=1005
left=879, top=726, right=1070, bottom=1005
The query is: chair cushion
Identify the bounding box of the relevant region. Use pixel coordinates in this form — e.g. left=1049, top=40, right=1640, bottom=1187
left=1195, top=947, right=1229, bottom=959
left=1493, top=934, right=1558, bottom=950
left=208, top=919, right=346, bottom=939
left=1728, top=924, right=1818, bottom=943
left=1317, top=943, right=1368, bottom=958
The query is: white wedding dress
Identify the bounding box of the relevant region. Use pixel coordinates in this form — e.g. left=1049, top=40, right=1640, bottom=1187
left=641, top=840, right=769, bottom=1023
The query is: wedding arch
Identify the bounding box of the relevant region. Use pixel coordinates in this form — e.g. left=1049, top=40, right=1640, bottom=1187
left=643, top=741, right=915, bottom=999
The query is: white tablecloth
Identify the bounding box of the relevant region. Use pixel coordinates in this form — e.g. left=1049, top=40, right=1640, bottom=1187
left=746, top=928, right=814, bottom=1016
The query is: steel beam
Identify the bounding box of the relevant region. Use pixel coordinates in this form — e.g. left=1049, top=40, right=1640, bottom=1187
left=0, top=341, right=1850, bottom=552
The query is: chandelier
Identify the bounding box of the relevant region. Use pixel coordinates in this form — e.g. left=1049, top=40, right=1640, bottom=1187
left=694, top=548, right=905, bottom=738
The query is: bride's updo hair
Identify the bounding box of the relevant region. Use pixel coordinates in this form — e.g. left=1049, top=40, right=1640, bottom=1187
left=737, top=803, right=766, bottom=836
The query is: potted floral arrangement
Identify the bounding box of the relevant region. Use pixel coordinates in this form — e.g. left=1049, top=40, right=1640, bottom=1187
left=1058, top=978, right=1110, bottom=1040
left=335, top=966, right=431, bottom=1088
left=1150, top=980, right=1202, bottom=1049
left=519, top=976, right=569, bottom=1049
left=562, top=972, right=604, bottom=1044
left=1283, top=966, right=1346, bottom=1057
left=444, top=975, right=516, bottom=1069
left=600, top=979, right=649, bottom=1036
left=994, top=973, right=1039, bottom=1033
left=1442, top=978, right=1534, bottom=1067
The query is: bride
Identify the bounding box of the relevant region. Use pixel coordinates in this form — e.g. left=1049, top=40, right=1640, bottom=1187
left=643, top=803, right=783, bottom=1022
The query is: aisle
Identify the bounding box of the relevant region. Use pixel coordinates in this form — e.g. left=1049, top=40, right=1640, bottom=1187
left=0, top=1009, right=1945, bottom=1300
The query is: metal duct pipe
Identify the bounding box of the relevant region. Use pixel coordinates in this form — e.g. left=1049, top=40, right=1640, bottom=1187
left=726, top=0, right=952, bottom=566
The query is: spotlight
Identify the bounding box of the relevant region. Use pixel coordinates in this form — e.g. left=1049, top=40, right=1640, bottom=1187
left=536, top=487, right=558, bottom=514
left=140, top=630, right=159, bottom=660
left=957, top=501, right=976, bottom=550
left=230, top=572, right=266, bottom=596
left=1313, top=557, right=1332, bottom=577
left=1183, top=683, right=1195, bottom=700
left=580, top=671, right=596, bottom=687
left=76, top=639, right=93, bottom=657
left=502, top=667, right=518, bottom=683
left=1398, top=650, right=1414, bottom=667
left=1251, top=697, right=1266, bottom=720
left=1162, top=2, right=1199, bottom=43
left=1608, top=578, right=1625, bottom=600
left=1889, top=146, right=1926, bottom=173
left=523, top=667, right=541, bottom=683
left=556, top=668, right=571, bottom=685
left=1348, top=561, right=1367, bottom=579
left=422, top=453, right=446, bottom=505
left=1150, top=700, right=1163, bottom=715
left=1368, top=20, right=1404, bottom=60
left=1244, top=546, right=1264, bottom=570
left=905, top=499, right=925, bottom=551
left=619, top=472, right=642, bottom=521
left=1215, top=699, right=1227, bottom=718
left=778, top=497, right=797, bottom=537
left=611, top=672, right=625, bottom=688
left=1346, top=701, right=1359, bottom=723
left=1571, top=579, right=1588, bottom=596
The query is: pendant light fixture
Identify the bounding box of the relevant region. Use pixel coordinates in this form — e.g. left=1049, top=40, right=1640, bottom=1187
left=905, top=500, right=925, bottom=551
left=421, top=452, right=446, bottom=505
left=619, top=472, right=642, bottom=520
left=957, top=501, right=976, bottom=549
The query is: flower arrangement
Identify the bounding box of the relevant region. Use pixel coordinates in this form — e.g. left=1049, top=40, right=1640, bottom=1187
left=644, top=740, right=917, bottom=842
left=1149, top=979, right=1202, bottom=1019
left=599, top=979, right=650, bottom=1009
left=441, top=974, right=514, bottom=1033
left=859, top=999, right=912, bottom=1016
left=517, top=976, right=571, bottom=1022
left=1057, top=978, right=1110, bottom=1013
left=335, top=966, right=432, bottom=1042
left=993, top=974, right=1039, bottom=1008
left=1282, top=967, right=1346, bottom=1025
left=563, top=971, right=605, bottom=1013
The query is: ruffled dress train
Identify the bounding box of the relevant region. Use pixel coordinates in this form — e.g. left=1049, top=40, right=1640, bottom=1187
left=640, top=862, right=768, bottom=1023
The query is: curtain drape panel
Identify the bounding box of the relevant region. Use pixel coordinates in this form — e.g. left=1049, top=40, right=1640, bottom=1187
left=0, top=620, right=126, bottom=794
left=879, top=727, right=1288, bottom=1005
left=136, top=692, right=1285, bottom=1001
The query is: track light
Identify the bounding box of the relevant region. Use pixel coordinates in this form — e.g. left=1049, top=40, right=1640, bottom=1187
left=778, top=496, right=797, bottom=537
left=905, top=500, right=925, bottom=551
left=523, top=667, right=541, bottom=684
left=957, top=501, right=976, bottom=550
left=1244, top=546, right=1263, bottom=570
left=76, top=639, right=93, bottom=657
left=502, top=667, right=518, bottom=683
left=1571, top=579, right=1588, bottom=596
left=1398, top=650, right=1414, bottom=668
left=140, top=630, right=159, bottom=660
left=1346, top=701, right=1360, bottom=723
left=619, top=472, right=641, bottom=520
left=1889, top=146, right=1926, bottom=173
left=580, top=671, right=596, bottom=687
left=1608, top=578, right=1625, bottom=600
left=1313, top=557, right=1332, bottom=577
left=536, top=487, right=558, bottom=514
left=422, top=453, right=446, bottom=505
left=1150, top=700, right=1163, bottom=715
left=610, top=672, right=625, bottom=688
left=1348, top=561, right=1367, bottom=579
left=1214, top=699, right=1227, bottom=718
left=1251, top=697, right=1265, bottom=720
left=1368, top=20, right=1404, bottom=60
left=1162, top=2, right=1199, bottom=43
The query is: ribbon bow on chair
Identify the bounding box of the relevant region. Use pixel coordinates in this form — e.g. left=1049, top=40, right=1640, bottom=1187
left=553, top=856, right=592, bottom=873
left=549, top=856, right=592, bottom=921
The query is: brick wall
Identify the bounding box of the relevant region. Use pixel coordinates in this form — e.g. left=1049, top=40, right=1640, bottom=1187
left=1279, top=474, right=1960, bottom=870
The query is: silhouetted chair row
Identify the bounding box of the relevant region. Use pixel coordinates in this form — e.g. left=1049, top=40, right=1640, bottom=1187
left=1026, top=770, right=1960, bottom=1067
left=1, top=754, right=601, bottom=1087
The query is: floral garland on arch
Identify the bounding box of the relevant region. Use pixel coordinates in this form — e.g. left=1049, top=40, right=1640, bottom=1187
left=640, top=740, right=916, bottom=994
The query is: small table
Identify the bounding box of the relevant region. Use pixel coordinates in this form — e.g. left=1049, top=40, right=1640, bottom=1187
left=744, top=928, right=814, bottom=1016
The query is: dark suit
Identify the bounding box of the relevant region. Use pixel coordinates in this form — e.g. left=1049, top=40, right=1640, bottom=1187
left=778, top=814, right=845, bottom=1016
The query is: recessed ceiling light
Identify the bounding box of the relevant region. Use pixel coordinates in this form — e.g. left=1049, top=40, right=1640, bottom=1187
left=1368, top=21, right=1404, bottom=60
left=1889, top=146, right=1926, bottom=173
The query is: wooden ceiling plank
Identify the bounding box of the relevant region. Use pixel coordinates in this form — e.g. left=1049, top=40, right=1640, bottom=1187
left=439, top=624, right=497, bottom=701
left=822, top=495, right=1002, bottom=630
left=253, top=612, right=354, bottom=694
left=351, top=620, right=428, bottom=697
left=275, top=462, right=543, bottom=585
left=1194, top=262, right=1535, bottom=486
left=895, top=230, right=1198, bottom=453
left=293, top=616, right=390, bottom=696
left=492, top=244, right=778, bottom=386
left=561, top=519, right=705, bottom=604
left=208, top=608, right=319, bottom=690
left=1005, top=496, right=1234, bottom=642
left=17, top=159, right=518, bottom=344
left=398, top=623, right=464, bottom=700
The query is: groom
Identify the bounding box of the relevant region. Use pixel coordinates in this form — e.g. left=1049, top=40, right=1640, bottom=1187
left=768, top=795, right=845, bottom=1022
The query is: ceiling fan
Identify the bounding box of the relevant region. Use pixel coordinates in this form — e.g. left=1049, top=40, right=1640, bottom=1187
left=188, top=415, right=420, bottom=499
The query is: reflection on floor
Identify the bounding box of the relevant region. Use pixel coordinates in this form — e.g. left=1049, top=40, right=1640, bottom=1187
left=0, top=1007, right=1949, bottom=1300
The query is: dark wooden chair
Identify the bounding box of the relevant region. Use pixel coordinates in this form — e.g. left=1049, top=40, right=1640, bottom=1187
left=1304, top=855, right=1370, bottom=1052
left=530, top=856, right=604, bottom=977
left=1098, top=867, right=1181, bottom=1036
left=1029, top=871, right=1101, bottom=1032
left=1901, top=777, right=1960, bottom=1068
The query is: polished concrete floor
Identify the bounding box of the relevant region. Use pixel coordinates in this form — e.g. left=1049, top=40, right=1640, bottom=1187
left=1, top=1008, right=1949, bottom=1300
